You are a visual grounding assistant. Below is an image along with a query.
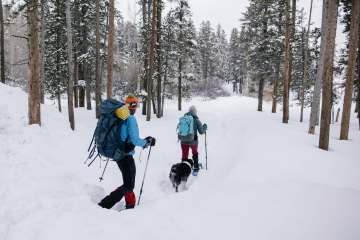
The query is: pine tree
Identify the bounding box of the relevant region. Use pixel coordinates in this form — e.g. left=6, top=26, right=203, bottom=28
left=173, top=0, right=194, bottom=110
left=44, top=0, right=68, bottom=112
left=319, top=0, right=339, bottom=150
left=162, top=10, right=177, bottom=112
left=340, top=0, right=360, bottom=140
left=39, top=0, right=47, bottom=104
left=300, top=0, right=313, bottom=122
left=28, top=0, right=41, bottom=125
left=228, top=28, right=240, bottom=92
left=65, top=0, right=75, bottom=130
left=107, top=0, right=115, bottom=99
left=146, top=0, right=158, bottom=121
left=95, top=0, right=101, bottom=118
left=243, top=0, right=277, bottom=112
left=282, top=0, right=291, bottom=123
left=309, top=1, right=329, bottom=134
left=156, top=0, right=163, bottom=118
left=197, top=20, right=214, bottom=93
left=0, top=0, right=5, bottom=84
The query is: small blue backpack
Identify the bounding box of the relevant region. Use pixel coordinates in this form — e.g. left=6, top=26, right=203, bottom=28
left=177, top=114, right=194, bottom=142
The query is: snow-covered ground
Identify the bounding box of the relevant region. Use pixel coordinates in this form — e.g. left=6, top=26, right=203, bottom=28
left=1, top=83, right=360, bottom=240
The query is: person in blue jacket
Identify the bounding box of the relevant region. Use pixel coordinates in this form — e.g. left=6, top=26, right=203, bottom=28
left=98, top=95, right=155, bottom=209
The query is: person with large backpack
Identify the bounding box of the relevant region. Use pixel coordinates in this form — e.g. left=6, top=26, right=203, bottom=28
left=177, top=105, right=207, bottom=174
left=98, top=94, right=155, bottom=209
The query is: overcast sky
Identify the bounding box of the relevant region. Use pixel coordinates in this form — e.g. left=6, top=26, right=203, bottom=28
left=118, top=0, right=324, bottom=36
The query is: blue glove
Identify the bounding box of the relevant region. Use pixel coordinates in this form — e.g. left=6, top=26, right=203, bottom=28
left=203, top=123, right=207, bottom=131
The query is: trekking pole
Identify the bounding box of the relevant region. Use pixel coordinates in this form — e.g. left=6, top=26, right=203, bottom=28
left=205, top=131, right=208, bottom=170
left=139, top=149, right=143, bottom=163
left=138, top=146, right=152, bottom=206
left=99, top=158, right=110, bottom=182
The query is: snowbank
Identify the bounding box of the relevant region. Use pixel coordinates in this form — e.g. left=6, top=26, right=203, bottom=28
left=1, top=83, right=360, bottom=240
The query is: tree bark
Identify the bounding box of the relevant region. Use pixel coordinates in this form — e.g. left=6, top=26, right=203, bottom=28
left=39, top=0, right=47, bottom=104
left=57, top=89, right=62, bottom=112
left=85, top=66, right=92, bottom=110
left=79, top=86, right=85, bottom=107
left=271, top=60, right=280, bottom=113
left=357, top=37, right=360, bottom=130
left=74, top=54, right=79, bottom=108
left=28, top=0, right=41, bottom=125
left=142, top=0, right=148, bottom=115
left=107, top=0, right=115, bottom=99
left=340, top=0, right=360, bottom=140
left=319, top=0, right=339, bottom=150
left=65, top=0, right=75, bottom=130
left=178, top=59, right=182, bottom=111
left=282, top=0, right=291, bottom=124
left=99, top=1, right=108, bottom=101
left=178, top=1, right=184, bottom=112
left=156, top=0, right=162, bottom=118
left=300, top=0, right=313, bottom=122
left=257, top=76, right=265, bottom=112
left=95, top=0, right=101, bottom=118
left=0, top=0, right=5, bottom=84
left=146, top=0, right=157, bottom=121
left=309, top=1, right=328, bottom=134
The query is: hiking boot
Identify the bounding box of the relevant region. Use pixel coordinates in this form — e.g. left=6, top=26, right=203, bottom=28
left=193, top=155, right=199, bottom=171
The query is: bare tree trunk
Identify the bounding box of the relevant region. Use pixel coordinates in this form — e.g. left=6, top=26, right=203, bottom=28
left=340, top=0, right=360, bottom=140
left=39, top=0, right=46, bottom=104
left=146, top=0, right=157, bottom=121
left=178, top=1, right=184, bottom=112
left=85, top=67, right=91, bottom=110
left=95, top=0, right=101, bottom=118
left=309, top=1, right=328, bottom=134
left=319, top=0, right=339, bottom=150
left=74, top=55, right=79, bottom=108
left=357, top=34, right=360, bottom=130
left=142, top=0, right=148, bottom=115
left=65, top=0, right=75, bottom=130
left=28, top=0, right=41, bottom=125
left=288, top=0, right=296, bottom=92
left=300, top=0, right=313, bottom=122
left=57, top=90, right=62, bottom=112
left=0, top=0, right=5, bottom=84
left=79, top=86, right=85, bottom=107
left=178, top=59, right=182, bottom=111
left=336, top=107, right=340, bottom=122
left=99, top=2, right=108, bottom=97
left=272, top=60, right=280, bottom=113
left=161, top=65, right=166, bottom=116
left=282, top=0, right=291, bottom=124
left=152, top=94, right=157, bottom=114
left=107, top=0, right=115, bottom=99
left=257, top=76, right=264, bottom=111
left=156, top=0, right=162, bottom=118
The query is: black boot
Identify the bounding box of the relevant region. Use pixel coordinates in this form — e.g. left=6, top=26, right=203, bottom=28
left=193, top=155, right=199, bottom=171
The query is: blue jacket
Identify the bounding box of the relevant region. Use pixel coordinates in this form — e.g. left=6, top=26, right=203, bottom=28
left=120, top=115, right=146, bottom=155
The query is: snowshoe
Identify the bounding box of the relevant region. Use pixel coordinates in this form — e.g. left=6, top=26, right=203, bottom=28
left=192, top=163, right=203, bottom=176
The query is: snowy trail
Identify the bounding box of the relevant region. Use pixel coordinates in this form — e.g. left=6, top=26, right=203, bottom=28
left=1, top=84, right=360, bottom=240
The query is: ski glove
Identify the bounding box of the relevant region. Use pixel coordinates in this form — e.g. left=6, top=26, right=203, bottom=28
left=203, top=123, right=208, bottom=131
left=144, top=136, right=156, bottom=148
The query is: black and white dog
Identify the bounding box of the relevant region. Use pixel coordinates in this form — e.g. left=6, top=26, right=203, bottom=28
left=169, top=159, right=194, bottom=192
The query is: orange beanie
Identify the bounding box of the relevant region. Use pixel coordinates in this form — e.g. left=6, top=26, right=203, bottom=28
left=125, top=94, right=139, bottom=110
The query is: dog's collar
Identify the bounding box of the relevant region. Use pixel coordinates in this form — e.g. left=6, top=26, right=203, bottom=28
left=183, top=160, right=192, bottom=169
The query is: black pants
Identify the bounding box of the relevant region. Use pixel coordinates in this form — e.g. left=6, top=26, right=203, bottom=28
left=98, top=155, right=136, bottom=209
